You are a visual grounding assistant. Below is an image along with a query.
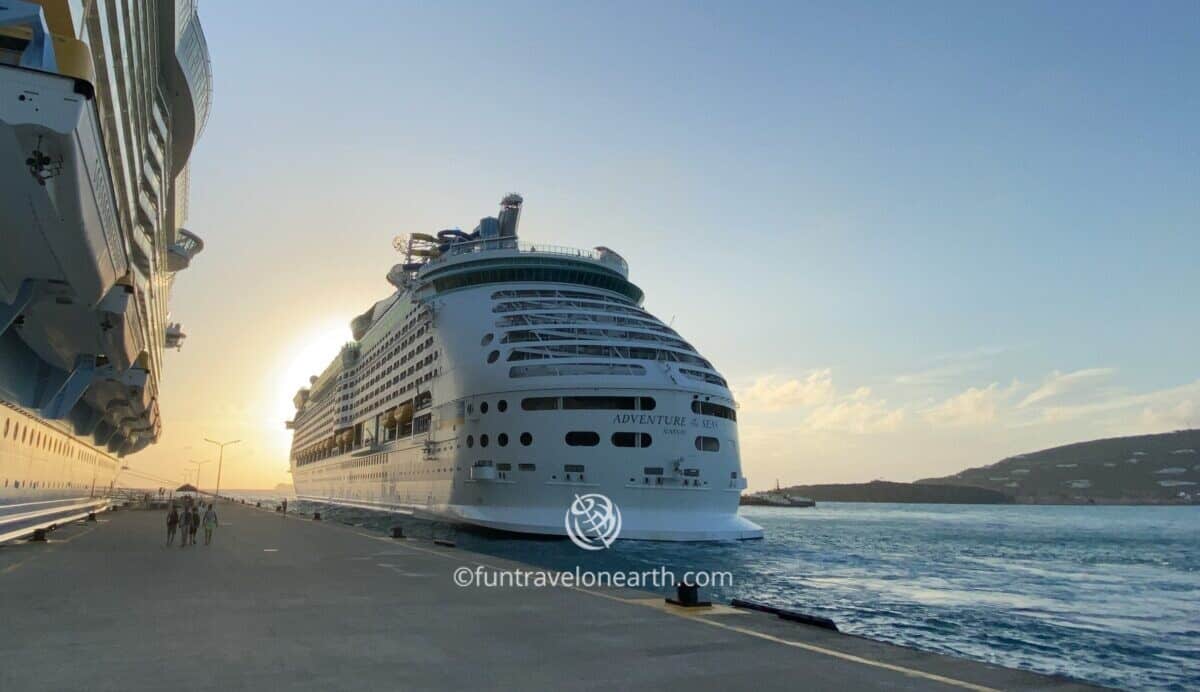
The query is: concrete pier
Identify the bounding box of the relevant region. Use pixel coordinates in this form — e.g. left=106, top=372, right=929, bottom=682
left=0, top=502, right=1097, bottom=691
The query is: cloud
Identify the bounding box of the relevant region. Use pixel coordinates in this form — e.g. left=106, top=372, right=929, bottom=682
left=738, top=370, right=835, bottom=411
left=805, top=395, right=906, bottom=434
left=922, top=382, right=1020, bottom=427
left=892, top=346, right=1007, bottom=386
left=736, top=372, right=904, bottom=434
left=1139, top=399, right=1198, bottom=430
left=1017, top=368, right=1115, bottom=409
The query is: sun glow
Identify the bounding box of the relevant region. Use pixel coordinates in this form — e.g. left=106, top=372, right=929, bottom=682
left=267, top=319, right=353, bottom=456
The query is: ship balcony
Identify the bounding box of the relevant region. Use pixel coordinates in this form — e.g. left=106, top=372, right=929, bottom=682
left=164, top=323, right=186, bottom=350
left=129, top=226, right=155, bottom=275
left=167, top=229, right=204, bottom=271
left=420, top=239, right=629, bottom=278
left=167, top=0, right=213, bottom=174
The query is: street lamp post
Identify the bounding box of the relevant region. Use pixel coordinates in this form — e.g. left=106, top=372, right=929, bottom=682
left=204, top=438, right=240, bottom=500
left=188, top=459, right=213, bottom=493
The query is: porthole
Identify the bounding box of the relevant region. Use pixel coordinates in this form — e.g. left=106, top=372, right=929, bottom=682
left=466, top=435, right=474, bottom=448
left=480, top=434, right=489, bottom=448
left=498, top=433, right=509, bottom=447
left=497, top=399, right=508, bottom=412
left=480, top=401, right=489, bottom=414
left=520, top=432, right=532, bottom=446
left=487, top=350, right=500, bottom=364
left=481, top=333, right=494, bottom=346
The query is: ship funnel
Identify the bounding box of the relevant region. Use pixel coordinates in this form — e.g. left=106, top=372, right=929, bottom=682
left=498, top=193, right=523, bottom=238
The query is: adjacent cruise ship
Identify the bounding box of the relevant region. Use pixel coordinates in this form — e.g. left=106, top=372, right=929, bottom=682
left=289, top=195, right=762, bottom=541
left=0, top=1, right=211, bottom=540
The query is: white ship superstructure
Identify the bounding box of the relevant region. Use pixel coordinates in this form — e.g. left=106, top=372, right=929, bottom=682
left=0, top=1, right=211, bottom=540
left=290, top=195, right=762, bottom=541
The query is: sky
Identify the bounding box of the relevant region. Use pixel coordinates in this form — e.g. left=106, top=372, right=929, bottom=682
left=131, top=0, right=1199, bottom=491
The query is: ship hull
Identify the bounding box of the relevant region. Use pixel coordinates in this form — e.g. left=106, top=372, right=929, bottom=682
left=0, top=403, right=116, bottom=542
left=291, top=275, right=763, bottom=542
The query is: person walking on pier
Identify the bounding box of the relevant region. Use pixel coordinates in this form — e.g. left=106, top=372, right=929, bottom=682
left=179, top=504, right=192, bottom=546
left=189, top=507, right=201, bottom=546
left=202, top=504, right=218, bottom=546
left=166, top=505, right=180, bottom=545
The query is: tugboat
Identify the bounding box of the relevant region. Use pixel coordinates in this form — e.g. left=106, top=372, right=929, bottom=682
left=740, top=480, right=816, bottom=507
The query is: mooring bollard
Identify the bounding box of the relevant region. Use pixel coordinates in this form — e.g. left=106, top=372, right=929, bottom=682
left=666, top=581, right=711, bottom=608
left=391, top=526, right=404, bottom=539
left=313, top=512, right=322, bottom=521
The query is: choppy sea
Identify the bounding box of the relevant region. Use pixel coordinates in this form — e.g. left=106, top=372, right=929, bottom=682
left=228, top=494, right=1200, bottom=690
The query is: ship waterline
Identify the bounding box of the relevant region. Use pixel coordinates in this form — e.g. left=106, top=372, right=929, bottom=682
left=0, top=0, right=211, bottom=537
left=290, top=195, right=763, bottom=541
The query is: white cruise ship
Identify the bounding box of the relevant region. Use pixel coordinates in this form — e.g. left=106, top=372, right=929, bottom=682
left=0, top=1, right=211, bottom=541
left=289, top=195, right=763, bottom=541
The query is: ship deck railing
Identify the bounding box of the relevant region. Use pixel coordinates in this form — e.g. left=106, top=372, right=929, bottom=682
left=420, top=239, right=628, bottom=276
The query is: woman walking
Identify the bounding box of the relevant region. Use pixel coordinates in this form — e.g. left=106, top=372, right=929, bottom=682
left=178, top=503, right=192, bottom=546
left=166, top=505, right=179, bottom=545
left=189, top=506, right=201, bottom=546
left=202, top=504, right=218, bottom=545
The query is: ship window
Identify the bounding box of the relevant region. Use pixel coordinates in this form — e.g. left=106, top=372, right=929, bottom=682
left=487, top=350, right=500, bottom=364
left=497, top=463, right=512, bottom=471
left=611, top=432, right=652, bottom=448
left=480, top=401, right=489, bottom=414
left=691, top=400, right=736, bottom=421
left=564, top=464, right=585, bottom=473
left=644, top=467, right=664, bottom=476
left=481, top=333, right=494, bottom=346
left=497, top=399, right=508, bottom=412
left=519, top=463, right=536, bottom=471
left=509, top=364, right=646, bottom=378
left=466, top=435, right=474, bottom=448
left=695, top=436, right=720, bottom=452
left=564, top=431, right=599, bottom=447
left=563, top=396, right=635, bottom=410
left=521, top=397, right=559, bottom=411
left=498, top=433, right=509, bottom=447
left=639, top=397, right=656, bottom=411
left=479, top=434, right=489, bottom=448
left=679, top=368, right=728, bottom=388
left=520, top=432, right=533, bottom=446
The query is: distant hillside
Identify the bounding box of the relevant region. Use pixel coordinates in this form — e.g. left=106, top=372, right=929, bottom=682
left=919, top=429, right=1200, bottom=504
left=775, top=480, right=1012, bottom=504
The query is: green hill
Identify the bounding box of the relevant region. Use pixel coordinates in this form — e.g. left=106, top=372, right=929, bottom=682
left=918, top=429, right=1200, bottom=504
left=772, top=480, right=1012, bottom=504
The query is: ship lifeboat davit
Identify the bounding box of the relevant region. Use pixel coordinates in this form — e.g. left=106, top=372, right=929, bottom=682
left=0, top=25, right=120, bottom=311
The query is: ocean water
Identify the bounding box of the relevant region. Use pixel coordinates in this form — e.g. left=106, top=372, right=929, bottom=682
left=269, top=499, right=1198, bottom=690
